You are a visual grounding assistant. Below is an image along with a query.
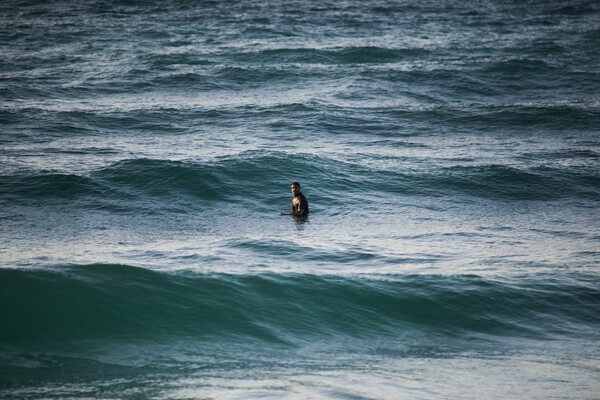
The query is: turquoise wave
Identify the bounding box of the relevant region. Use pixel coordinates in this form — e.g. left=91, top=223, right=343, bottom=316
left=1, top=264, right=598, bottom=346
left=1, top=151, right=598, bottom=213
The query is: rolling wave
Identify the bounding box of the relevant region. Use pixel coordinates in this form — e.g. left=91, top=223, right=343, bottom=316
left=1, top=151, right=598, bottom=211
left=1, top=264, right=598, bottom=346
left=229, top=46, right=430, bottom=64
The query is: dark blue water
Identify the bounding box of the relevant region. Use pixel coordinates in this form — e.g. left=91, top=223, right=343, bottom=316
left=1, top=0, right=599, bottom=398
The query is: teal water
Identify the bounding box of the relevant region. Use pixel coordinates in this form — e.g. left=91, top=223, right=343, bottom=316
left=1, top=0, right=599, bottom=399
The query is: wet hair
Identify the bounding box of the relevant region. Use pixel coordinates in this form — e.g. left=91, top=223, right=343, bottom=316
left=291, top=181, right=300, bottom=188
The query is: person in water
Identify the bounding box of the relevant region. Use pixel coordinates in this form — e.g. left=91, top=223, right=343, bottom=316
left=282, top=181, right=309, bottom=216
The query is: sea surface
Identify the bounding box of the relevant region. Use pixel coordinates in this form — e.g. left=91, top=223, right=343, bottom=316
left=1, top=0, right=600, bottom=399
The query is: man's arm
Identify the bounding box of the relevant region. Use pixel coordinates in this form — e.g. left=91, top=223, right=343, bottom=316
left=280, top=208, right=304, bottom=216
left=294, top=194, right=308, bottom=216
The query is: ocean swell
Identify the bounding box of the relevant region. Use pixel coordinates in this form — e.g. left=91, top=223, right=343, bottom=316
left=1, top=265, right=598, bottom=347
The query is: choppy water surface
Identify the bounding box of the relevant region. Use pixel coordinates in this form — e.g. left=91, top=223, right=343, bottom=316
left=1, top=0, right=599, bottom=399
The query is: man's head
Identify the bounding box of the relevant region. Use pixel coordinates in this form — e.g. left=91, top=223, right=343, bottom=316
left=291, top=182, right=301, bottom=196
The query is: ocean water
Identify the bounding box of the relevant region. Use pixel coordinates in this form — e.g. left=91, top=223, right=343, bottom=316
left=1, top=0, right=599, bottom=399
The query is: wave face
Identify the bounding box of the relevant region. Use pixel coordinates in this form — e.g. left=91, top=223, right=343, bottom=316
left=1, top=0, right=600, bottom=398
left=2, top=265, right=597, bottom=345
left=1, top=266, right=599, bottom=398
